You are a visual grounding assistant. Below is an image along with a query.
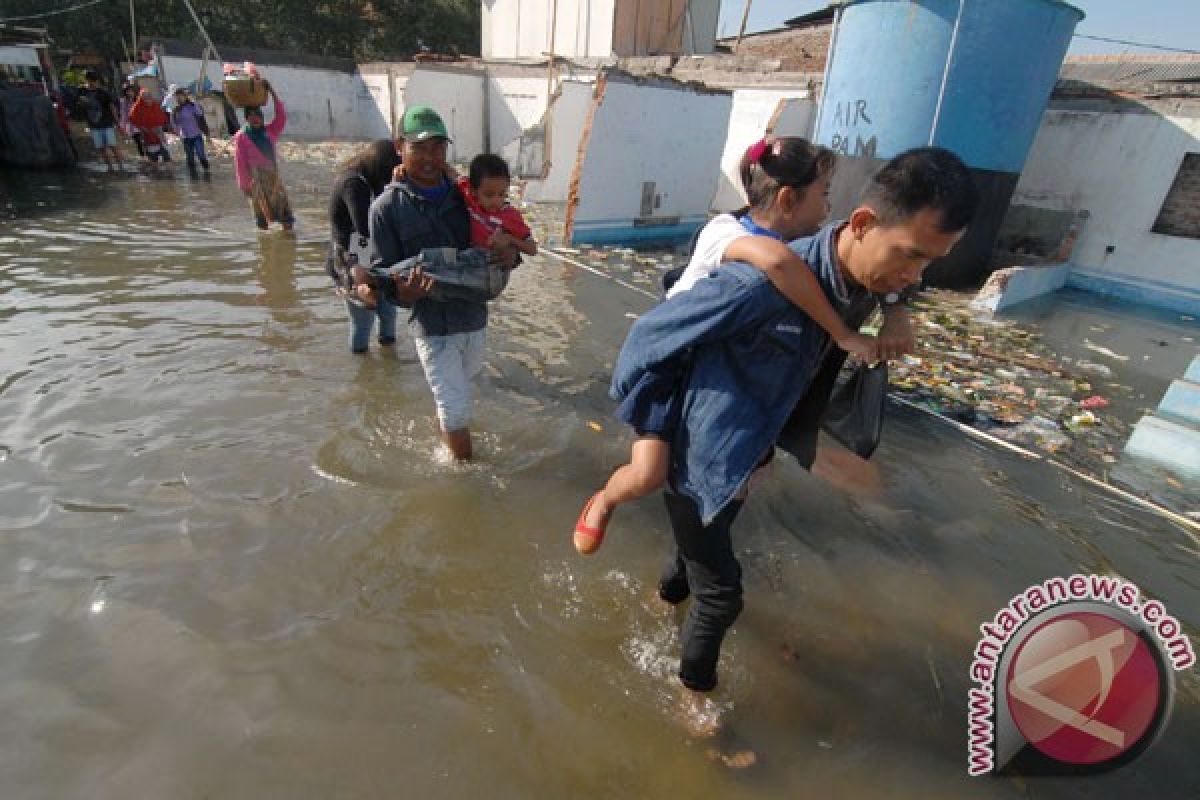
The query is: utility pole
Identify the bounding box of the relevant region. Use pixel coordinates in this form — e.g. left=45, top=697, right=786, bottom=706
left=129, top=0, right=137, bottom=58
left=180, top=0, right=223, bottom=64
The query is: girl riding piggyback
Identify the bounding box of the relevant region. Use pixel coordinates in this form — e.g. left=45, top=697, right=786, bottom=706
left=573, top=136, right=880, bottom=555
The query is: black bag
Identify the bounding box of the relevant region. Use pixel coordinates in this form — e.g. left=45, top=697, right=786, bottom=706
left=821, top=362, right=888, bottom=459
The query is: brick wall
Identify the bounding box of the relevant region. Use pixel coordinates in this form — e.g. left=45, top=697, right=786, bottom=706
left=1153, top=152, right=1200, bottom=239
left=729, top=24, right=831, bottom=73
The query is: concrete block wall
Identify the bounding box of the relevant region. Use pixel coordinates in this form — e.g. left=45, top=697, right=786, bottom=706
left=1126, top=356, right=1200, bottom=477
left=726, top=24, right=832, bottom=73
left=1012, top=106, right=1200, bottom=315
left=523, top=78, right=597, bottom=203
left=487, top=68, right=557, bottom=176
left=712, top=88, right=816, bottom=211
left=969, top=264, right=1071, bottom=313
left=402, top=66, right=485, bottom=164
left=161, top=55, right=377, bottom=140
left=565, top=71, right=732, bottom=245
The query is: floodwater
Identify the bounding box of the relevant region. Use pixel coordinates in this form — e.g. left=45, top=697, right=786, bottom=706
left=1, top=158, right=1199, bottom=799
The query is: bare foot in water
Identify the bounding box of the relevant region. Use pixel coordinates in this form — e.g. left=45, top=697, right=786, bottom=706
left=706, top=748, right=758, bottom=769
left=680, top=688, right=723, bottom=738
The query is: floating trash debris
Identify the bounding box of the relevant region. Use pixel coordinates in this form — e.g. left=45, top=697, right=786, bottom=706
left=889, top=291, right=1135, bottom=478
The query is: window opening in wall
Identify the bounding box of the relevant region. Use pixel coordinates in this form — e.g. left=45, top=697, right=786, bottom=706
left=1152, top=152, right=1200, bottom=239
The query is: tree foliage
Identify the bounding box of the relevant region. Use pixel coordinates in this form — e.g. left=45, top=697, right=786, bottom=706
left=0, top=0, right=480, bottom=66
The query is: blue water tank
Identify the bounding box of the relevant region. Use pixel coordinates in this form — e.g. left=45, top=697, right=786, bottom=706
left=814, top=0, right=1084, bottom=286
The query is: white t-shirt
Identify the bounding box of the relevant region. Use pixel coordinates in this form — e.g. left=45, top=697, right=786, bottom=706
left=667, top=213, right=751, bottom=298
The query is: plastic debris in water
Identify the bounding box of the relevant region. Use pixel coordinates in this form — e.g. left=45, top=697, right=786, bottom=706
left=1080, top=395, right=1109, bottom=410
left=1083, top=340, right=1129, bottom=361
left=1065, top=411, right=1098, bottom=432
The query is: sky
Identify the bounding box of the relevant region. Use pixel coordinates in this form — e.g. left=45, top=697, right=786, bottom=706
left=716, top=0, right=1200, bottom=56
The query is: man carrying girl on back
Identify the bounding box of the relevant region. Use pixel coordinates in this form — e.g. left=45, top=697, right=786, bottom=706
left=573, top=137, right=883, bottom=554
left=598, top=147, right=978, bottom=733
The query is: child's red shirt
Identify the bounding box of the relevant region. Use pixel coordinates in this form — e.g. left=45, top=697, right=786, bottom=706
left=457, top=177, right=532, bottom=248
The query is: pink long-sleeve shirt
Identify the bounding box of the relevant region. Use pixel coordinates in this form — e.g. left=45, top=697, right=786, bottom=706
left=233, top=99, right=287, bottom=192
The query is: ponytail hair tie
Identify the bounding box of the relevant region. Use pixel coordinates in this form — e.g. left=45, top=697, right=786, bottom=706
left=746, top=138, right=769, bottom=165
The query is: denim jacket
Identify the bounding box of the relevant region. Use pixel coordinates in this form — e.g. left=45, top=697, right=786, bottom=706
left=368, top=180, right=490, bottom=337
left=611, top=221, right=867, bottom=523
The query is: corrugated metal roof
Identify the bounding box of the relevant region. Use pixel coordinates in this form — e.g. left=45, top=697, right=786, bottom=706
left=1060, top=58, right=1200, bottom=86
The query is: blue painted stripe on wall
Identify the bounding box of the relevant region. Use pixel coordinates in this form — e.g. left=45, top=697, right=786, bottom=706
left=1067, top=271, right=1200, bottom=316
left=570, top=221, right=707, bottom=246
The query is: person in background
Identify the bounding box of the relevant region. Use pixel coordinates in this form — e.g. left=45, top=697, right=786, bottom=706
left=117, top=84, right=145, bottom=160
left=233, top=81, right=293, bottom=232
left=80, top=70, right=122, bottom=170
left=51, top=90, right=77, bottom=162
left=171, top=87, right=211, bottom=175
left=128, top=88, right=172, bottom=164
left=327, top=139, right=402, bottom=353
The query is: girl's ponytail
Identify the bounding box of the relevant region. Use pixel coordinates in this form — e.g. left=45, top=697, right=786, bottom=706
left=738, top=136, right=836, bottom=212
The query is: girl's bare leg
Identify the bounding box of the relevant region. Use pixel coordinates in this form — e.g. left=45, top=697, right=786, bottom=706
left=583, top=437, right=670, bottom=529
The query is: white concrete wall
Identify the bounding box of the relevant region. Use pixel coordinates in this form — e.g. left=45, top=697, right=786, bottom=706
left=488, top=73, right=553, bottom=167
left=524, top=78, right=596, bottom=202
left=161, top=55, right=373, bottom=139
left=400, top=67, right=485, bottom=164
left=567, top=75, right=732, bottom=243
left=0, top=45, right=41, bottom=67
left=712, top=89, right=816, bottom=211
left=483, top=0, right=615, bottom=60
left=1014, top=109, right=1200, bottom=303
left=356, top=71, right=393, bottom=139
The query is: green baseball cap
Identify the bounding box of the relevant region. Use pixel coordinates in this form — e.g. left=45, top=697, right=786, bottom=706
left=402, top=105, right=451, bottom=142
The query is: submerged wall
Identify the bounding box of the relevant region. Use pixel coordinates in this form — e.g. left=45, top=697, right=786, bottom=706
left=565, top=71, right=731, bottom=245
left=1014, top=106, right=1200, bottom=314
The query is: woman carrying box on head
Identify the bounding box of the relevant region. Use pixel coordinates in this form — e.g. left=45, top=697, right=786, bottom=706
left=233, top=80, right=294, bottom=232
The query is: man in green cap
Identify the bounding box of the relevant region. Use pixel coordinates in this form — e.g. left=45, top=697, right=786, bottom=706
left=369, top=105, right=519, bottom=461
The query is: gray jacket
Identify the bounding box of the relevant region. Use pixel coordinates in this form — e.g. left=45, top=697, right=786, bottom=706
left=368, top=180, right=491, bottom=337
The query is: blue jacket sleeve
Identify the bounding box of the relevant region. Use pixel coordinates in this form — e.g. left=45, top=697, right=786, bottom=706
left=611, top=265, right=781, bottom=400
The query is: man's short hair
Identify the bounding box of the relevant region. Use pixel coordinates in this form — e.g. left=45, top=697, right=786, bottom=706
left=84, top=69, right=99, bottom=82
left=860, top=147, right=979, bottom=233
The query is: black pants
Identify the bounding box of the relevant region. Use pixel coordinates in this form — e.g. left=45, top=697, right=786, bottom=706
left=776, top=295, right=877, bottom=469
left=776, top=347, right=848, bottom=470
left=660, top=490, right=746, bottom=692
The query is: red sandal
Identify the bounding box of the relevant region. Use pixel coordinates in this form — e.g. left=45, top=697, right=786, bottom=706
left=573, top=492, right=610, bottom=555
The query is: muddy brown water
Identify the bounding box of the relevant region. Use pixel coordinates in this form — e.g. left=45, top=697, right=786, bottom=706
left=1, top=157, right=1198, bottom=799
